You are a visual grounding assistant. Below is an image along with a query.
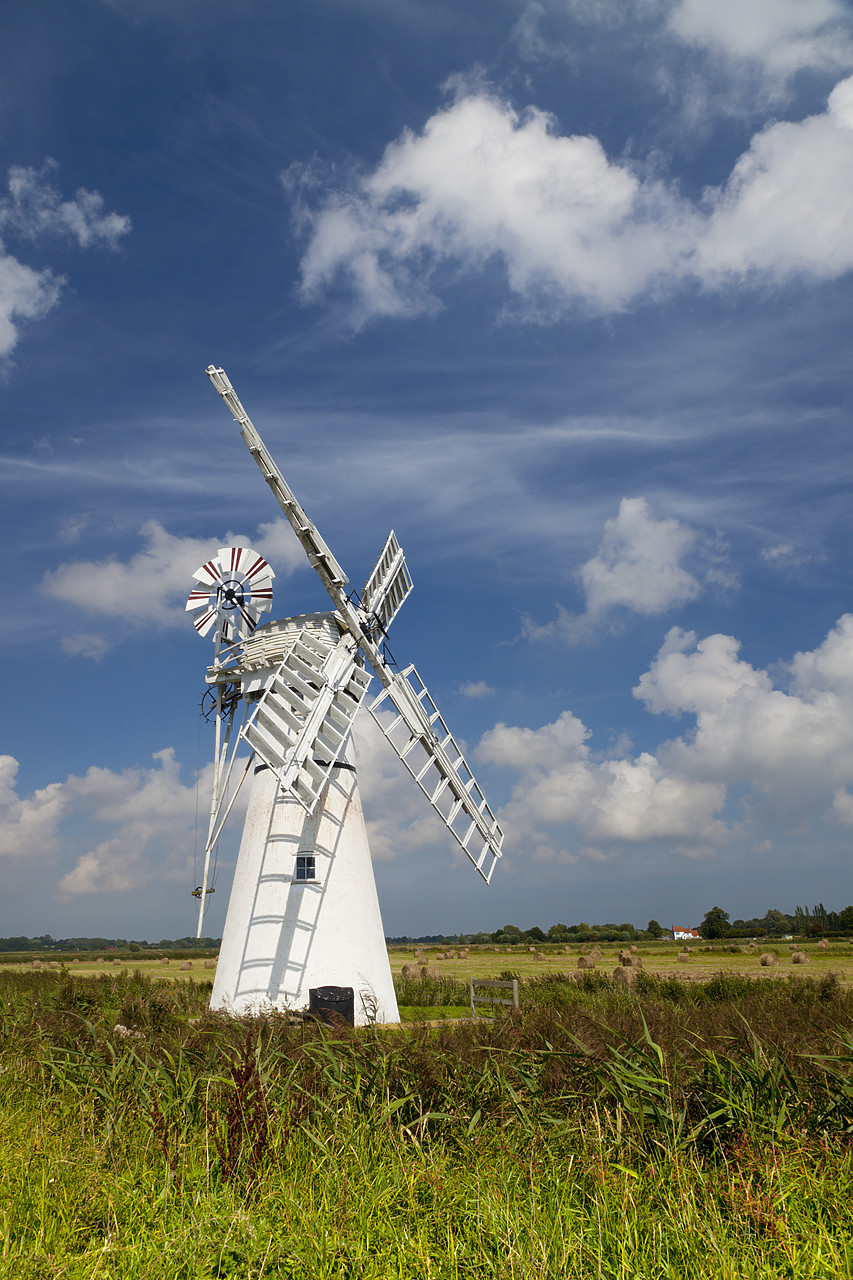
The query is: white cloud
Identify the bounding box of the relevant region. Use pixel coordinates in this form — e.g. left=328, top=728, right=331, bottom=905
left=61, top=632, right=112, bottom=661
left=696, top=78, right=853, bottom=282
left=524, top=497, right=709, bottom=641
left=1, top=160, right=131, bottom=249
left=42, top=517, right=305, bottom=637
left=0, top=756, right=67, bottom=859
left=293, top=77, right=853, bottom=322
left=459, top=680, right=496, bottom=698
left=0, top=746, right=251, bottom=901
left=0, top=160, right=130, bottom=360
left=478, top=709, right=726, bottom=861
left=478, top=612, right=853, bottom=866
left=635, top=617, right=853, bottom=794
left=581, top=497, right=700, bottom=616
left=667, top=0, right=852, bottom=76
left=57, top=748, right=200, bottom=895
left=0, top=251, right=62, bottom=360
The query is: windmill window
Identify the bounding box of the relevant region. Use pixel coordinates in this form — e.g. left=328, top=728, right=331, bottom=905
left=294, top=855, right=317, bottom=883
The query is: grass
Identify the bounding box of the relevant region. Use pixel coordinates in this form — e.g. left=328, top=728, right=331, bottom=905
left=1, top=965, right=853, bottom=1276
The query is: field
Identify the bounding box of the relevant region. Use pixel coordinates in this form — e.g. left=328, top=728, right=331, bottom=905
left=2, top=948, right=853, bottom=1278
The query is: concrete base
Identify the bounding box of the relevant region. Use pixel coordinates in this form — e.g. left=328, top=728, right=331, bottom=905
left=210, top=740, right=399, bottom=1026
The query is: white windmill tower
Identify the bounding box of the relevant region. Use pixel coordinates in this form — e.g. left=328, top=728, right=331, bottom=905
left=189, top=366, right=504, bottom=1025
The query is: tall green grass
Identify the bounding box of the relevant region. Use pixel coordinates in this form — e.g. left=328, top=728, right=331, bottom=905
left=1, top=968, right=852, bottom=1278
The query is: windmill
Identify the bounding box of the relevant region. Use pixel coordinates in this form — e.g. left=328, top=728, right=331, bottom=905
left=190, top=366, right=504, bottom=1024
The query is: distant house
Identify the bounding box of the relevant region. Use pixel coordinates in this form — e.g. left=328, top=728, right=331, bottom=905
left=672, top=927, right=700, bottom=940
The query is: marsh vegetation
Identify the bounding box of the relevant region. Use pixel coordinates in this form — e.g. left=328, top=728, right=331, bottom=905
left=2, top=962, right=853, bottom=1277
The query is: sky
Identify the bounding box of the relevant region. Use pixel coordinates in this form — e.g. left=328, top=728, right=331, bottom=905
left=2, top=0, right=853, bottom=941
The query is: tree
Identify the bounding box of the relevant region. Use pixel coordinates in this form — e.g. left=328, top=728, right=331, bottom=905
left=526, top=926, right=547, bottom=942
left=761, top=909, right=790, bottom=936
left=646, top=919, right=663, bottom=939
left=699, top=906, right=730, bottom=939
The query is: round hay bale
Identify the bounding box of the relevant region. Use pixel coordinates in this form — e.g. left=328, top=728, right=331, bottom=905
left=48, top=961, right=60, bottom=970
left=612, top=965, right=639, bottom=987
left=179, top=960, right=193, bottom=971
left=534, top=951, right=546, bottom=962
left=677, top=952, right=691, bottom=963
left=401, top=964, right=414, bottom=979
left=112, top=957, right=122, bottom=965
left=161, top=958, right=170, bottom=966
left=817, top=939, right=828, bottom=950
left=630, top=945, right=639, bottom=954
left=759, top=952, right=778, bottom=966
left=424, top=965, right=442, bottom=979
left=577, top=955, right=596, bottom=970
left=792, top=951, right=810, bottom=965
left=618, top=949, right=633, bottom=965
left=31, top=959, right=42, bottom=969
left=203, top=958, right=216, bottom=970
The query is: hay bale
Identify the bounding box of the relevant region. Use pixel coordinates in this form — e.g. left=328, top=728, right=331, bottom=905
left=161, top=958, right=170, bottom=966
left=618, top=949, right=633, bottom=965
left=458, top=949, right=468, bottom=958
left=792, top=951, right=810, bottom=965
left=48, top=961, right=60, bottom=970
left=630, top=945, right=639, bottom=954
left=424, top=965, right=442, bottom=979
left=31, top=960, right=42, bottom=969
left=203, top=958, right=216, bottom=970
left=401, top=964, right=414, bottom=979
left=179, top=960, right=193, bottom=971
left=612, top=965, right=639, bottom=987
left=677, top=951, right=691, bottom=963
left=759, top=952, right=779, bottom=966
left=577, top=955, right=596, bottom=970
left=817, top=939, right=828, bottom=950
left=533, top=951, right=546, bottom=962
left=112, top=957, right=122, bottom=965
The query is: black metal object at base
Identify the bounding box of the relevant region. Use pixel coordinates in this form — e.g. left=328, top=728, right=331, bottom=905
left=308, top=985, right=355, bottom=1026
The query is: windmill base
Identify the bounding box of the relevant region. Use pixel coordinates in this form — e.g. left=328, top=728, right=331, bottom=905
left=210, top=747, right=400, bottom=1026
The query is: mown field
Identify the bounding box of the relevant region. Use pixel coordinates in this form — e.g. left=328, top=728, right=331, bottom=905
left=1, top=960, right=853, bottom=1278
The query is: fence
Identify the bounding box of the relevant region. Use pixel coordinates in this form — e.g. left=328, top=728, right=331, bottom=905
left=469, top=977, right=519, bottom=1018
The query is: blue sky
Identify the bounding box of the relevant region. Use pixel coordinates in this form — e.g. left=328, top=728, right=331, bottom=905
left=2, top=0, right=853, bottom=940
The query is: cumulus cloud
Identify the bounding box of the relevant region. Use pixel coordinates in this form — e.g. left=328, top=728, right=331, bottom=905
left=0, top=746, right=251, bottom=901
left=667, top=0, right=852, bottom=76
left=459, top=680, right=496, bottom=698
left=0, top=756, right=67, bottom=859
left=634, top=618, right=853, bottom=798
left=0, top=160, right=130, bottom=359
left=478, top=612, right=853, bottom=865
left=292, top=77, right=853, bottom=322
left=525, top=497, right=711, bottom=641
left=42, top=516, right=305, bottom=640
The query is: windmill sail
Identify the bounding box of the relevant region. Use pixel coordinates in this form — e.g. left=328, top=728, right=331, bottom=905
left=361, top=530, right=413, bottom=632
left=368, top=666, right=504, bottom=883
left=240, top=628, right=372, bottom=812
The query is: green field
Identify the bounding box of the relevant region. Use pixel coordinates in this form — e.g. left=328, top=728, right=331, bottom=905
left=1, top=958, right=853, bottom=1277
